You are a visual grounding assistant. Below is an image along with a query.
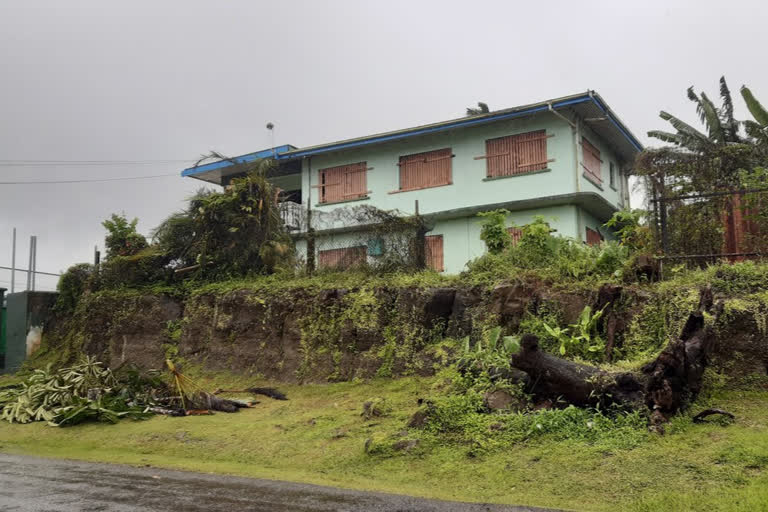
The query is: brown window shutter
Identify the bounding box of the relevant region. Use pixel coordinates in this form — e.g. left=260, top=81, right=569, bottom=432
left=317, top=246, right=367, bottom=269
left=581, top=138, right=602, bottom=182
left=585, top=227, right=602, bottom=246
left=485, top=130, right=548, bottom=178
left=425, top=235, right=444, bottom=272
left=398, top=148, right=452, bottom=191
left=318, top=162, right=367, bottom=203
left=506, top=226, right=523, bottom=245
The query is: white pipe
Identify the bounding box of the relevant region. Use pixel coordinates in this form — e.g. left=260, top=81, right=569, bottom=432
left=548, top=102, right=576, bottom=129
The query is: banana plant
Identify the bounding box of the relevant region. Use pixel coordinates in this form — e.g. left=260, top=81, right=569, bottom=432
left=648, top=77, right=743, bottom=151
left=741, top=85, right=768, bottom=147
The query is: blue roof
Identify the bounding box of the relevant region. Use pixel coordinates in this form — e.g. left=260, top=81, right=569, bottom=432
left=181, top=91, right=643, bottom=182
left=181, top=144, right=297, bottom=178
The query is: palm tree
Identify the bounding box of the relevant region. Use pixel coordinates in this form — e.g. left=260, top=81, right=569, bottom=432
left=648, top=77, right=742, bottom=151
left=740, top=85, right=768, bottom=148
left=466, top=102, right=490, bottom=116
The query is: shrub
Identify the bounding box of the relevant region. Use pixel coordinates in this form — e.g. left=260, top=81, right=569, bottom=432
left=478, top=209, right=512, bottom=254
left=153, top=158, right=294, bottom=278
left=466, top=216, right=631, bottom=282
left=102, top=214, right=148, bottom=259
left=98, top=247, right=170, bottom=288
left=543, top=305, right=607, bottom=360
left=55, top=263, right=94, bottom=313
left=604, top=209, right=652, bottom=252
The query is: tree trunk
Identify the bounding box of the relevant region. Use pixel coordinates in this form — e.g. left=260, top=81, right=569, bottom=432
left=512, top=334, right=646, bottom=409
left=510, top=287, right=719, bottom=427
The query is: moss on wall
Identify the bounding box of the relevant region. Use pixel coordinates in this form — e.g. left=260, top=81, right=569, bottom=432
left=26, top=263, right=768, bottom=386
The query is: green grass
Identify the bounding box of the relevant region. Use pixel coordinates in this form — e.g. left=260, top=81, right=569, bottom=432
left=2, top=375, right=768, bottom=511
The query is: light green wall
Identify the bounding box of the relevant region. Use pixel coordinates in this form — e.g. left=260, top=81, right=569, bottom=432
left=428, top=205, right=579, bottom=273
left=297, top=205, right=581, bottom=275
left=302, top=113, right=577, bottom=219
left=285, top=110, right=633, bottom=274
left=578, top=122, right=627, bottom=211
left=578, top=207, right=616, bottom=243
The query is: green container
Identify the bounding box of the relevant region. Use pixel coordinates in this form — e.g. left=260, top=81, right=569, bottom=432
left=3, top=291, right=58, bottom=374
left=0, top=287, right=6, bottom=369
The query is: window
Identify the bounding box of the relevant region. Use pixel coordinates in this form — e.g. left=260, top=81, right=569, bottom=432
left=317, top=246, right=367, bottom=269
left=581, top=138, right=602, bottom=183
left=425, top=235, right=444, bottom=272
left=609, top=162, right=617, bottom=190
left=318, top=162, right=368, bottom=204
left=397, top=148, right=452, bottom=192
left=585, top=227, right=603, bottom=246
left=484, top=130, right=550, bottom=178
left=506, top=226, right=523, bottom=246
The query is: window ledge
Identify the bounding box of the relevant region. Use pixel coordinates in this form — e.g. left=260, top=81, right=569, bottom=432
left=483, top=168, right=551, bottom=181
left=315, top=195, right=369, bottom=207
left=583, top=172, right=603, bottom=190
left=388, top=182, right=453, bottom=194
left=610, top=184, right=618, bottom=191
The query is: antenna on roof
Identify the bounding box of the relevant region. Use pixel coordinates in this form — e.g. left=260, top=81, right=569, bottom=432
left=266, top=122, right=275, bottom=158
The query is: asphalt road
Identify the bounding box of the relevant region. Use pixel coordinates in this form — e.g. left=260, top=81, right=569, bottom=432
left=0, top=453, right=553, bottom=512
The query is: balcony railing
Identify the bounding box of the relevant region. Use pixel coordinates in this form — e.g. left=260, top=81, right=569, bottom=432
left=279, top=201, right=303, bottom=231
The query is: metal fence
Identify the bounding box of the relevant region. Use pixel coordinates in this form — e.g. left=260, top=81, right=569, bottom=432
left=650, top=186, right=768, bottom=263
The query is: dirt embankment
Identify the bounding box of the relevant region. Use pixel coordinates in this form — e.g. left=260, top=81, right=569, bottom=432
left=40, top=281, right=768, bottom=384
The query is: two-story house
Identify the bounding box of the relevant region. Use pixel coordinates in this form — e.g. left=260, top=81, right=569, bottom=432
left=182, top=91, right=642, bottom=274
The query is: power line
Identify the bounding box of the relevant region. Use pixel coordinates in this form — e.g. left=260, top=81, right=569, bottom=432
left=0, top=159, right=195, bottom=167
left=0, top=173, right=179, bottom=185
left=0, top=265, right=61, bottom=277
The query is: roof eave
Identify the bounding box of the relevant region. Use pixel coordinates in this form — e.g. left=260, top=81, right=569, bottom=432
left=180, top=144, right=298, bottom=180
left=277, top=92, right=594, bottom=159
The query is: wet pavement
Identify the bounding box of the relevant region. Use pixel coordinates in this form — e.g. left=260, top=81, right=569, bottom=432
left=0, top=453, right=553, bottom=511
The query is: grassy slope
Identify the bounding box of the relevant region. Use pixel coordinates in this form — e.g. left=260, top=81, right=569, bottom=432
left=1, top=375, right=767, bottom=512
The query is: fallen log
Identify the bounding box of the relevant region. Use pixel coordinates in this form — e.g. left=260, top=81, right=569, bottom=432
left=511, top=334, right=645, bottom=409
left=213, top=387, right=289, bottom=401
left=510, top=286, right=721, bottom=426
left=692, top=408, right=735, bottom=423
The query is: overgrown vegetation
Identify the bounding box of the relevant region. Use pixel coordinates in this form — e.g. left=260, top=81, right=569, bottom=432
left=468, top=214, right=632, bottom=283
left=544, top=305, right=606, bottom=359
left=153, top=157, right=294, bottom=278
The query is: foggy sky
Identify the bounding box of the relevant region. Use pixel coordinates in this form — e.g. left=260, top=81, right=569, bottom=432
left=1, top=0, right=766, bottom=291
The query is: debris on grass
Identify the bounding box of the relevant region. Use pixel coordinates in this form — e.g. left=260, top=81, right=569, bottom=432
left=1, top=357, right=288, bottom=427
left=693, top=408, right=735, bottom=424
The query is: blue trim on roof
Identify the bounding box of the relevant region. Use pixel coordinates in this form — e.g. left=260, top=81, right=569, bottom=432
left=181, top=93, right=643, bottom=179
left=277, top=96, right=594, bottom=159
left=181, top=144, right=296, bottom=177
left=589, top=95, right=644, bottom=152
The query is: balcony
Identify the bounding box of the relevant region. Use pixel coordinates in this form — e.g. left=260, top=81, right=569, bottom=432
left=279, top=201, right=304, bottom=231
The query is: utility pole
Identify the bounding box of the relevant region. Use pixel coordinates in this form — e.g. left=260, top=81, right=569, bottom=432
left=10, top=228, right=16, bottom=293
left=26, top=236, right=32, bottom=291
left=32, top=236, right=37, bottom=291
left=26, top=235, right=37, bottom=292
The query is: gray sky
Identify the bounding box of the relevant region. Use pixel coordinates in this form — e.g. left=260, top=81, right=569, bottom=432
left=1, top=0, right=766, bottom=291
